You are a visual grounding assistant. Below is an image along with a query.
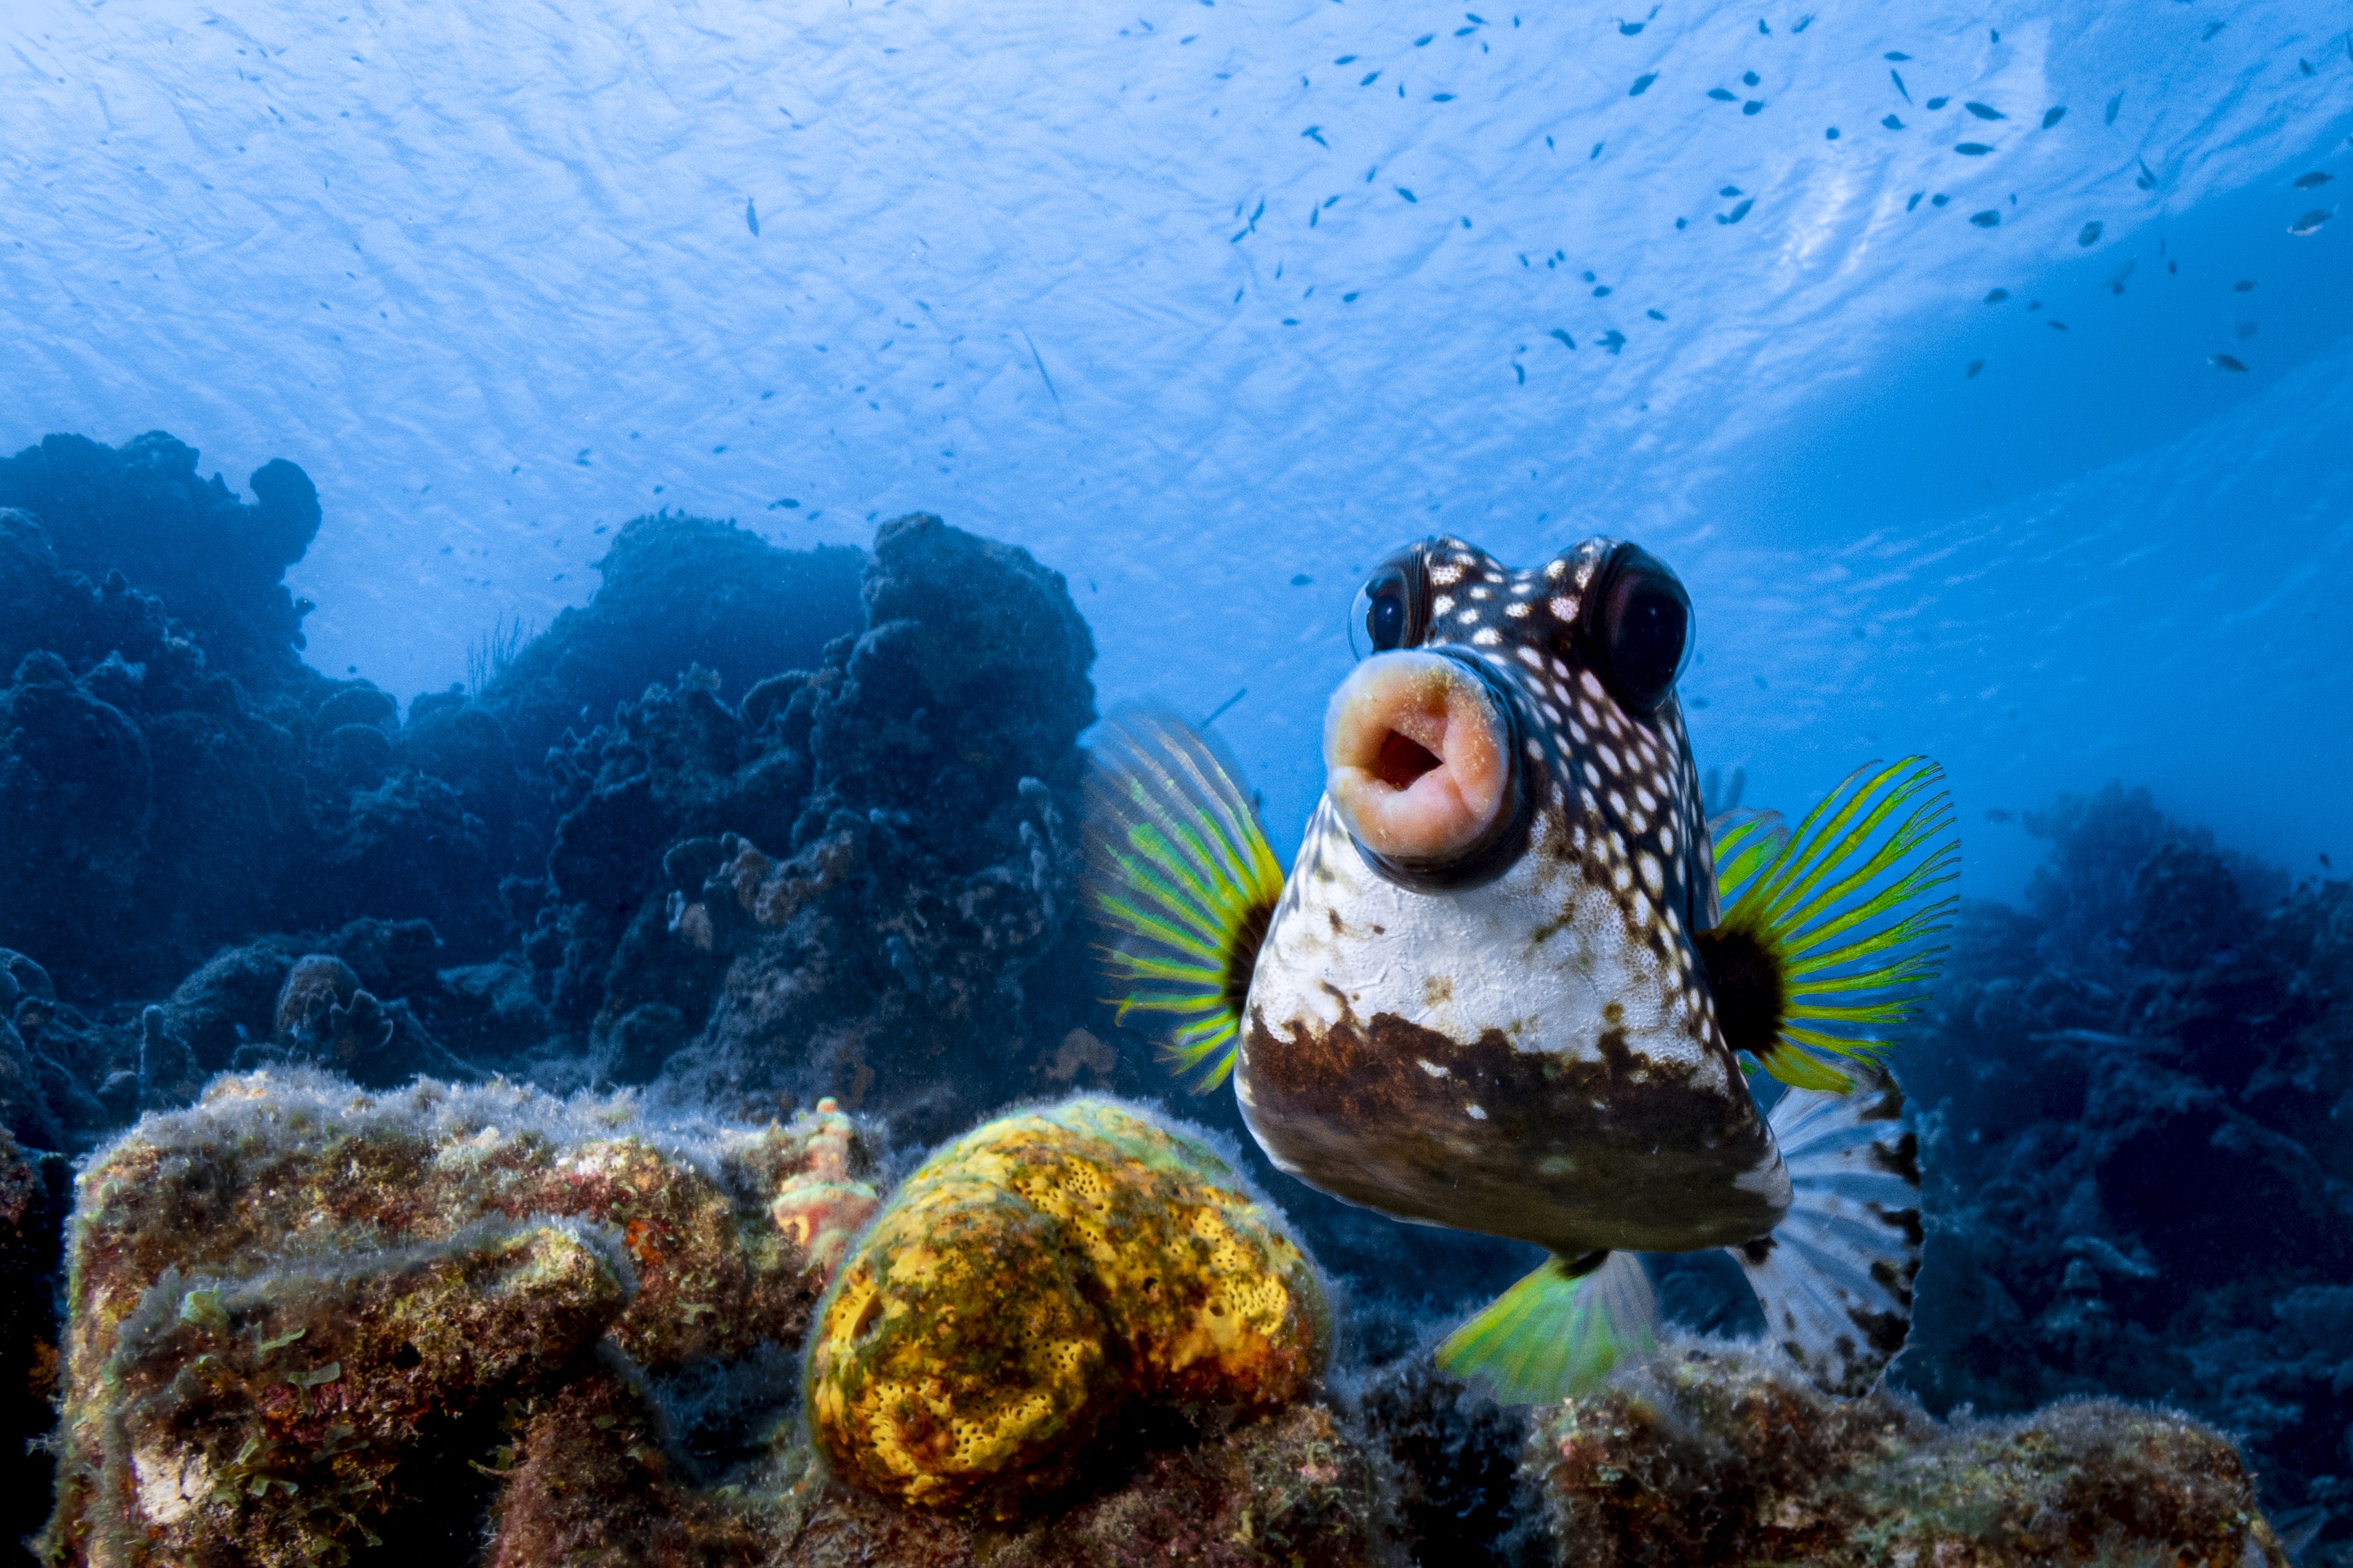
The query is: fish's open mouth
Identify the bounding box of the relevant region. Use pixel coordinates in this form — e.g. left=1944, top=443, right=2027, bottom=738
left=1324, top=651, right=1512, bottom=868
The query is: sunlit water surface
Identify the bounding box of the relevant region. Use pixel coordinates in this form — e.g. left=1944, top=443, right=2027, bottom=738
left=7, top=0, right=2350, bottom=895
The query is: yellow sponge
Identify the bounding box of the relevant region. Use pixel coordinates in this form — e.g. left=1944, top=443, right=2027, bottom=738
left=804, top=1097, right=1327, bottom=1516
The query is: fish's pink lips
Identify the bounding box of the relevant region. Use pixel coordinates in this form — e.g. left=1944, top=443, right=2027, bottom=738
left=1324, top=652, right=1510, bottom=866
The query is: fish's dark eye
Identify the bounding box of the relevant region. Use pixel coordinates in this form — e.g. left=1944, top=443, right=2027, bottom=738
left=1348, top=544, right=1431, bottom=660
left=1589, top=544, right=1693, bottom=713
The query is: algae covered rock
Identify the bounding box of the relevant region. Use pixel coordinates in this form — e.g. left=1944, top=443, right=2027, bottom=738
left=775, top=1400, right=1387, bottom=1567
left=41, top=1068, right=879, bottom=1566
left=805, top=1096, right=1330, bottom=1516
left=1525, top=1339, right=2293, bottom=1567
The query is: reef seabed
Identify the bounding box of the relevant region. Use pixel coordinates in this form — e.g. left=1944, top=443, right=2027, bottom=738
left=0, top=429, right=2338, bottom=1562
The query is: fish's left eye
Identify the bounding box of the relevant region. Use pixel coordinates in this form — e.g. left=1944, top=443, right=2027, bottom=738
left=1348, top=544, right=1429, bottom=660
left=1588, top=544, right=1693, bottom=713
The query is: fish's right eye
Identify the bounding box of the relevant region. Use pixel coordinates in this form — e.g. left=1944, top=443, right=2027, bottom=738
left=1348, top=547, right=1426, bottom=660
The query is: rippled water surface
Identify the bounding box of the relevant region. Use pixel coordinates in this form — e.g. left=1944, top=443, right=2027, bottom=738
left=7, top=0, right=2350, bottom=891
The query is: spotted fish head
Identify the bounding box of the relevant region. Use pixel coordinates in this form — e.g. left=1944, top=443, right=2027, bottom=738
left=1236, top=535, right=1787, bottom=1256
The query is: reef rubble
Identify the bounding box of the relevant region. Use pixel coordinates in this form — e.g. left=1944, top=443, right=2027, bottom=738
left=38, top=1068, right=879, bottom=1567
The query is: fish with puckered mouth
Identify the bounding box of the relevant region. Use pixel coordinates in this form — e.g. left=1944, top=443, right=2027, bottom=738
left=1084, top=535, right=1956, bottom=1401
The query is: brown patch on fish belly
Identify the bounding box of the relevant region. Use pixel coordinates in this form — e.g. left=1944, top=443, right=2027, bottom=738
left=1240, top=997, right=1785, bottom=1255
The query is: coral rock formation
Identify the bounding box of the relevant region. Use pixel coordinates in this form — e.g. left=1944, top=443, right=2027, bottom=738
left=40, top=1069, right=878, bottom=1566
left=774, top=1400, right=1387, bottom=1567
left=805, top=1097, right=1330, bottom=1517
left=1526, top=1340, right=2291, bottom=1567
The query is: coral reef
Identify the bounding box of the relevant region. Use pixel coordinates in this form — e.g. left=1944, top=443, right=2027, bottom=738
left=1893, top=785, right=2353, bottom=1560
left=522, top=512, right=1102, bottom=1142
left=0, top=433, right=320, bottom=693
left=39, top=1069, right=878, bottom=1566
left=1, top=1128, right=71, bottom=1555
left=1526, top=1339, right=2292, bottom=1567
left=477, top=511, right=865, bottom=773
left=805, top=1097, right=1330, bottom=1516
left=770, top=1400, right=1389, bottom=1567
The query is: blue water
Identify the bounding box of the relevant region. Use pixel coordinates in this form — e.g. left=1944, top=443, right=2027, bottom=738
left=5, top=0, right=2349, bottom=894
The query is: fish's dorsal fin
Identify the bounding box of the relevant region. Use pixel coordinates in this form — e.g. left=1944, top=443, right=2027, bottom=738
left=1081, top=709, right=1284, bottom=1090
left=1731, top=1074, right=1922, bottom=1397
left=1699, top=758, right=1959, bottom=1091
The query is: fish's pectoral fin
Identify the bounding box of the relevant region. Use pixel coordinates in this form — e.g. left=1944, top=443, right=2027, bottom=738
left=1081, top=708, right=1285, bottom=1090
left=1732, top=1073, right=1921, bottom=1398
left=1701, top=757, right=1959, bottom=1091
left=1434, top=1250, right=1658, bottom=1404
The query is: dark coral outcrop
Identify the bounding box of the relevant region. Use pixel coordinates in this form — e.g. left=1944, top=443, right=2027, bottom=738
left=477, top=510, right=865, bottom=773
left=1897, top=784, right=2353, bottom=1561
left=0, top=432, right=320, bottom=692
left=520, top=513, right=1100, bottom=1142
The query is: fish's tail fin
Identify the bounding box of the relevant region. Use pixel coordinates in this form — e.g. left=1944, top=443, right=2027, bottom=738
left=1701, top=757, right=1959, bottom=1093
left=1434, top=1250, right=1658, bottom=1405
left=1732, top=1073, right=1922, bottom=1397
left=1080, top=708, right=1284, bottom=1091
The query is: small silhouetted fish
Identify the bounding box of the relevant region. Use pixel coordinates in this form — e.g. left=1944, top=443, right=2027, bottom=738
left=1743, top=100, right=1764, bottom=114
left=746, top=198, right=759, bottom=236
left=1884, top=50, right=1910, bottom=60
left=1743, top=70, right=1759, bottom=86
left=2295, top=171, right=2332, bottom=189
left=2049, top=320, right=2068, bottom=331
left=2042, top=106, right=2066, bottom=128
left=1396, top=186, right=1418, bottom=202
left=1966, top=359, right=1985, bottom=378
left=1646, top=309, right=1666, bottom=320
left=1964, top=102, right=2005, bottom=120
left=1753, top=674, right=1768, bottom=690
left=1984, top=807, right=2013, bottom=824
left=1708, top=87, right=1736, bottom=100
left=2078, top=221, right=2102, bottom=245
left=1985, top=287, right=2008, bottom=302
left=1600, top=329, right=1626, bottom=353
left=2104, top=91, right=2123, bottom=124
left=1549, top=328, right=1576, bottom=349
left=1592, top=284, right=1612, bottom=297
left=2200, top=19, right=2223, bottom=39
left=1970, top=210, right=2000, bottom=227
left=1956, top=143, right=1992, bottom=155
left=1303, top=125, right=1328, bottom=145
left=1291, top=573, right=1314, bottom=585
left=1629, top=73, right=1656, bottom=96
left=2135, top=157, right=2157, bottom=190
left=1891, top=69, right=1910, bottom=102
left=2290, top=208, right=2333, bottom=236
left=1619, top=19, right=1644, bottom=34
left=1717, top=199, right=1754, bottom=224
left=2321, top=851, right=2334, bottom=869
left=1926, top=96, right=1948, bottom=111
left=2212, top=353, right=2249, bottom=372
left=2234, top=279, right=2256, bottom=292
left=1720, top=185, right=1742, bottom=197
left=1884, top=114, right=1905, bottom=130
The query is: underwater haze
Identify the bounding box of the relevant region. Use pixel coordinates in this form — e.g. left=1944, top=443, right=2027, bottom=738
left=8, top=0, right=2350, bottom=898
